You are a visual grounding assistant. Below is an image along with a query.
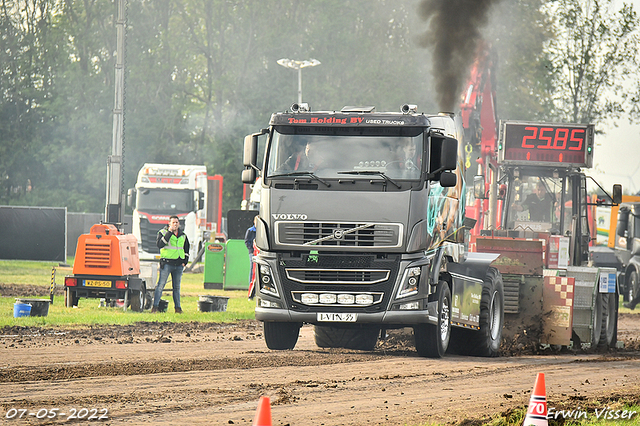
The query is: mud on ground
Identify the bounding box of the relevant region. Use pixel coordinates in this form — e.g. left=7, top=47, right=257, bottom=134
left=2, top=285, right=640, bottom=425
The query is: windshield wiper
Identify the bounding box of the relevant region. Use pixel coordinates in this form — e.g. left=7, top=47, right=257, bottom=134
left=269, top=171, right=331, bottom=187
left=337, top=170, right=401, bottom=189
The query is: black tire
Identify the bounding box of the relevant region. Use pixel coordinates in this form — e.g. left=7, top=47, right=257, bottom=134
left=628, top=270, right=639, bottom=306
left=129, top=283, right=146, bottom=312
left=591, top=292, right=605, bottom=349
left=598, top=292, right=618, bottom=350
left=466, top=267, right=504, bottom=357
left=144, top=290, right=154, bottom=310
left=314, top=325, right=379, bottom=351
left=414, top=282, right=451, bottom=358
left=264, top=322, right=301, bottom=350
left=64, top=287, right=78, bottom=308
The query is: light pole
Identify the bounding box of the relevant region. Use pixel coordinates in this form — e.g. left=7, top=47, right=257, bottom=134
left=277, top=58, right=321, bottom=105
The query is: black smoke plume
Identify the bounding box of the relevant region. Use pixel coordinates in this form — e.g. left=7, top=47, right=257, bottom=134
left=417, top=0, right=498, bottom=112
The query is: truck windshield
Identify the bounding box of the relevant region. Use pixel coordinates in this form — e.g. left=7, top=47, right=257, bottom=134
left=266, top=130, right=424, bottom=180
left=137, top=188, right=193, bottom=213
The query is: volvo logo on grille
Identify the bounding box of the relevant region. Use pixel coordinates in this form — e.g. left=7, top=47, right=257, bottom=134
left=333, top=229, right=345, bottom=240
left=272, top=213, right=308, bottom=220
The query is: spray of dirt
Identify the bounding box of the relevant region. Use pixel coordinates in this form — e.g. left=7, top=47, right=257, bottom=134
left=417, top=0, right=499, bottom=111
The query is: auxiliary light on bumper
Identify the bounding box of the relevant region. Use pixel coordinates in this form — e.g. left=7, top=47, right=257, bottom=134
left=293, top=292, right=381, bottom=307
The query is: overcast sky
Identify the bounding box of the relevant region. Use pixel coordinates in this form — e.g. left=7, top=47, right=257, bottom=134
left=590, top=0, right=640, bottom=194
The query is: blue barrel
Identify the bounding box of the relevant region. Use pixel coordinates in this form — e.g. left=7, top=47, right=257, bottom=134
left=13, top=303, right=32, bottom=318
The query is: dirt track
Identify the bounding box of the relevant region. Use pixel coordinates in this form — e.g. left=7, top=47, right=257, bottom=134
left=1, top=314, right=640, bottom=425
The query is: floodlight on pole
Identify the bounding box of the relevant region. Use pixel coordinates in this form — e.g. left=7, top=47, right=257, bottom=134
left=277, top=58, right=321, bottom=105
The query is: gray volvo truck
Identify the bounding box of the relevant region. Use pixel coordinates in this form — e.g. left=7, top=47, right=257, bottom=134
left=241, top=104, right=504, bottom=357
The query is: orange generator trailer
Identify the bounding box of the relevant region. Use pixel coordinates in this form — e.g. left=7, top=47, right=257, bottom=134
left=64, top=223, right=147, bottom=311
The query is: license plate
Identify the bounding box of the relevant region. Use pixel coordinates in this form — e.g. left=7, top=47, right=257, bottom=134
left=84, top=280, right=111, bottom=288
left=317, top=313, right=358, bottom=322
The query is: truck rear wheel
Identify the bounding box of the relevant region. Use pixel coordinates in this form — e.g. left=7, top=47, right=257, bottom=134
left=264, top=322, right=301, bottom=350
left=314, top=325, right=379, bottom=351
left=464, top=267, right=504, bottom=357
left=129, top=283, right=146, bottom=312
left=414, top=281, right=451, bottom=358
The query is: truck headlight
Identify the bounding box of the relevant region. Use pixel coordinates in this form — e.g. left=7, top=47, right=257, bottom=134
left=258, top=264, right=279, bottom=297
left=397, top=266, right=420, bottom=299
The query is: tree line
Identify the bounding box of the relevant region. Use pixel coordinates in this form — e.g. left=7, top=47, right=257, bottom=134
left=1, top=0, right=638, bottom=214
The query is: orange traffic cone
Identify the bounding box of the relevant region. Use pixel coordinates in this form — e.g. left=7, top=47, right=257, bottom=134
left=252, top=396, right=272, bottom=426
left=523, top=373, right=548, bottom=426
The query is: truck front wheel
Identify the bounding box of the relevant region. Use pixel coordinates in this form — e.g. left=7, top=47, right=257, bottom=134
left=414, top=281, right=451, bottom=358
left=264, top=322, right=301, bottom=350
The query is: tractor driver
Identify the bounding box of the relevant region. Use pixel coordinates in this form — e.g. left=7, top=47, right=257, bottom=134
left=512, top=181, right=555, bottom=222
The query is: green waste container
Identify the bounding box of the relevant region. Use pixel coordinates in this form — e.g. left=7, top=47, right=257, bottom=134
left=224, top=239, right=251, bottom=290
left=203, top=242, right=225, bottom=289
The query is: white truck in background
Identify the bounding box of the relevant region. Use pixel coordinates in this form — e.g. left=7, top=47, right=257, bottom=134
left=127, top=163, right=222, bottom=261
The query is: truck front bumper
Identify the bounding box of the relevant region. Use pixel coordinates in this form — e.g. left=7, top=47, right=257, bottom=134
left=255, top=299, right=439, bottom=326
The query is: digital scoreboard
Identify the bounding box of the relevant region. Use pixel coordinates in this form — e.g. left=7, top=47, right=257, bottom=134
left=498, top=121, right=594, bottom=168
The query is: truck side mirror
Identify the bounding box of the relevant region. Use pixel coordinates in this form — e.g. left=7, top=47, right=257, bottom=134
left=243, top=134, right=258, bottom=167
left=440, top=171, right=457, bottom=187
left=473, top=176, right=486, bottom=199
left=440, top=137, right=458, bottom=171
left=242, top=168, right=257, bottom=184
left=198, top=190, right=205, bottom=210
left=126, top=188, right=136, bottom=208
left=612, top=184, right=622, bottom=204
left=429, top=134, right=458, bottom=181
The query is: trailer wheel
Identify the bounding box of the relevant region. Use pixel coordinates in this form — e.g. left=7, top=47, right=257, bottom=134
left=598, top=292, right=618, bottom=350
left=414, top=281, right=451, bottom=358
left=64, top=287, right=78, bottom=308
left=314, top=325, right=379, bottom=351
left=467, top=267, right=503, bottom=357
left=129, top=283, right=146, bottom=312
left=590, top=292, right=605, bottom=349
left=264, top=322, right=301, bottom=350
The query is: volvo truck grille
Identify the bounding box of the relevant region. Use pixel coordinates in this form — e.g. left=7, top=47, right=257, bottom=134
left=139, top=218, right=162, bottom=254
left=276, top=222, right=402, bottom=247
left=285, top=268, right=390, bottom=284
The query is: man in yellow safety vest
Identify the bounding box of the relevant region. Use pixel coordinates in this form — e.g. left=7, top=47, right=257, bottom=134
left=151, top=215, right=190, bottom=313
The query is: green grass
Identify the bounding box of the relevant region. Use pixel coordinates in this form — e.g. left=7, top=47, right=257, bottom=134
left=0, top=259, right=256, bottom=328
left=409, top=403, right=640, bottom=426
left=0, top=259, right=62, bottom=286
left=474, top=403, right=640, bottom=426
